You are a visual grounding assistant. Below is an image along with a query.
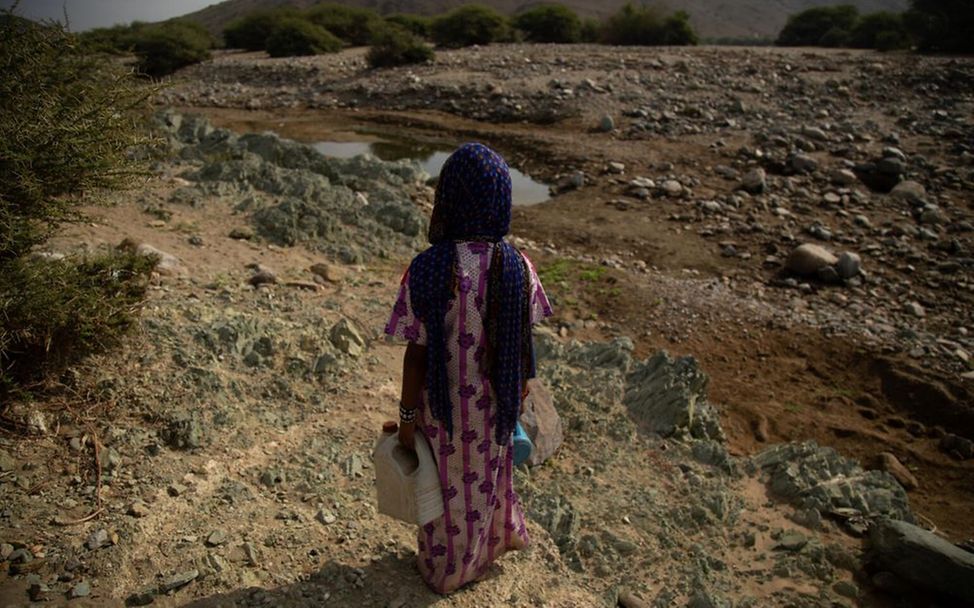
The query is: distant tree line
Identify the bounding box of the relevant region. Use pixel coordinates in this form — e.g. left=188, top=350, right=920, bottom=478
left=78, top=2, right=698, bottom=74
left=777, top=0, right=973, bottom=53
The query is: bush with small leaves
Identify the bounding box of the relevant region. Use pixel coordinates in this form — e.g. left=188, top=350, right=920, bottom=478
left=776, top=5, right=859, bottom=46
left=0, top=10, right=157, bottom=397
left=431, top=5, right=510, bottom=48
left=384, top=14, right=432, bottom=38
left=305, top=3, right=381, bottom=46
left=907, top=0, right=974, bottom=53
left=580, top=18, right=601, bottom=43
left=78, top=21, right=149, bottom=54
left=133, top=19, right=215, bottom=77
left=367, top=23, right=434, bottom=68
left=602, top=3, right=698, bottom=46
left=265, top=18, right=343, bottom=57
left=223, top=8, right=301, bottom=50
left=513, top=4, right=581, bottom=43
left=848, top=11, right=910, bottom=50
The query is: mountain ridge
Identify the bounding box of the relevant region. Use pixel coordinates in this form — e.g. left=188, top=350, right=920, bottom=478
left=179, top=0, right=908, bottom=41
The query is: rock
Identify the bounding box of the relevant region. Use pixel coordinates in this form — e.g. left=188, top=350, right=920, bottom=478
left=0, top=543, right=13, bottom=560
left=158, top=569, right=199, bottom=593
left=128, top=501, right=150, bottom=518
left=753, top=441, right=913, bottom=522
left=205, top=530, right=228, bottom=547
left=162, top=414, right=203, bottom=450
left=940, top=434, right=974, bottom=460
left=790, top=154, right=819, bottom=174
left=740, top=168, right=766, bottom=194
left=687, top=589, right=731, bottom=608
left=118, top=239, right=185, bottom=277
left=229, top=226, right=254, bottom=240
left=309, top=262, right=346, bottom=283
left=248, top=268, right=277, bottom=287
left=835, top=251, right=862, bottom=279
left=776, top=530, right=808, bottom=552
left=830, top=168, right=858, bottom=186
left=315, top=509, right=337, bottom=525
left=126, top=587, right=158, bottom=606
left=607, top=162, right=625, bottom=174
left=343, top=454, right=364, bottom=478
left=873, top=452, right=918, bottom=491
left=598, top=114, right=615, bottom=132
left=0, top=449, right=16, bottom=472
left=623, top=351, right=724, bottom=442
left=85, top=529, right=110, bottom=551
left=890, top=180, right=927, bottom=204
left=786, top=244, right=838, bottom=276
left=519, top=378, right=563, bottom=466
left=904, top=302, right=925, bottom=318
left=832, top=580, right=858, bottom=599
left=617, top=590, right=649, bottom=608
left=330, top=318, right=365, bottom=357
left=70, top=582, right=91, bottom=598
left=869, top=519, right=974, bottom=603
left=661, top=180, right=683, bottom=197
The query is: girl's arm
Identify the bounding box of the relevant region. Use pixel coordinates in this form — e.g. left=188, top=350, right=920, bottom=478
left=398, top=342, right=427, bottom=450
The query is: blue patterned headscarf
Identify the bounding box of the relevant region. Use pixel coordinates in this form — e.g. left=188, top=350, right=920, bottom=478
left=408, top=143, right=533, bottom=445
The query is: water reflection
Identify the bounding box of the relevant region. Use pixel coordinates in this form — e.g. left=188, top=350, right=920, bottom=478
left=312, top=138, right=550, bottom=206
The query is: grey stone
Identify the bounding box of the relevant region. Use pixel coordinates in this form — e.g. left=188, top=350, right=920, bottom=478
left=836, top=252, right=862, bottom=279
left=830, top=168, right=858, bottom=186
left=873, top=452, right=918, bottom=491
left=158, top=569, right=199, bottom=593
left=162, top=414, right=203, bottom=450
left=229, top=226, right=254, bottom=240
left=833, top=580, right=858, bottom=599
left=904, top=302, right=925, bottom=318
left=890, top=180, right=927, bottom=204
left=869, top=519, right=974, bottom=603
left=661, top=180, right=683, bottom=197
left=519, top=378, right=563, bottom=466
left=741, top=168, right=766, bottom=194
left=786, top=244, right=838, bottom=276
left=128, top=500, right=150, bottom=518
left=599, top=114, right=615, bottom=132
left=791, top=154, right=819, bottom=174
left=206, top=530, right=228, bottom=547
left=623, top=351, right=724, bottom=442
left=126, top=587, right=157, bottom=606
left=940, top=434, right=974, bottom=460
left=315, top=509, right=337, bottom=525
left=85, top=529, right=110, bottom=551
left=776, top=530, right=808, bottom=552
left=70, top=582, right=91, bottom=598
left=330, top=318, right=365, bottom=357
left=753, top=441, right=913, bottom=522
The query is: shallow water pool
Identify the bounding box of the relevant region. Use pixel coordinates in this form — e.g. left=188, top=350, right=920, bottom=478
left=312, top=139, right=550, bottom=206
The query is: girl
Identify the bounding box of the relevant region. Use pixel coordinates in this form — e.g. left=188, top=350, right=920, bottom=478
left=385, top=143, right=552, bottom=594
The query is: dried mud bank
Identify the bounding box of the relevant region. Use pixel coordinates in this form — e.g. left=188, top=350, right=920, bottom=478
left=1, top=116, right=971, bottom=607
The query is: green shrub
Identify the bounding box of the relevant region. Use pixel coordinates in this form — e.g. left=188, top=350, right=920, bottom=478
left=513, top=4, right=582, bottom=43
left=848, top=11, right=910, bottom=49
left=907, top=0, right=974, bottom=53
left=367, top=24, right=434, bottom=67
left=223, top=8, right=300, bottom=50
left=602, top=3, right=698, bottom=46
left=0, top=252, right=156, bottom=393
left=385, top=14, right=432, bottom=38
left=580, top=17, right=601, bottom=42
left=776, top=5, right=859, bottom=46
left=0, top=13, right=154, bottom=261
left=0, top=11, right=157, bottom=397
left=305, top=3, right=381, bottom=46
left=431, top=5, right=510, bottom=48
left=133, top=19, right=215, bottom=77
left=266, top=18, right=343, bottom=57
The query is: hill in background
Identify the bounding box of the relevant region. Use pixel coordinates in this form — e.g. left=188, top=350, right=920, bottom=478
left=180, top=0, right=908, bottom=41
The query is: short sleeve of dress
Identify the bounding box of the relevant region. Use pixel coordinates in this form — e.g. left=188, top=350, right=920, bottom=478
left=385, top=270, right=427, bottom=345
left=522, top=254, right=553, bottom=325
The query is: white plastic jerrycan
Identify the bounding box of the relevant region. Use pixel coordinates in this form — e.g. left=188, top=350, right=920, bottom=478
left=373, top=421, right=444, bottom=526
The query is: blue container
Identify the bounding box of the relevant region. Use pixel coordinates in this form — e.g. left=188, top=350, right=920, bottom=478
left=512, top=422, right=533, bottom=467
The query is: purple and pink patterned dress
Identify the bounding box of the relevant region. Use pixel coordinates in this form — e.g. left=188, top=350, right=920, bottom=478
left=385, top=242, right=552, bottom=594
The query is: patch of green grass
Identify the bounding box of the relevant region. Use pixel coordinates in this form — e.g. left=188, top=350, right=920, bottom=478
left=579, top=266, right=607, bottom=282
left=784, top=402, right=803, bottom=413
left=538, top=259, right=574, bottom=285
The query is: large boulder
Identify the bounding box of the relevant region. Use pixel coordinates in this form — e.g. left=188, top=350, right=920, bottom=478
left=519, top=378, right=563, bottom=467
left=752, top=441, right=913, bottom=523
left=623, top=351, right=724, bottom=442
left=786, top=243, right=838, bottom=276
left=869, top=519, right=974, bottom=603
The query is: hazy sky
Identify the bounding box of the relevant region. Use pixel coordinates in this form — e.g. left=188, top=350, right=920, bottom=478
left=1, top=0, right=217, bottom=31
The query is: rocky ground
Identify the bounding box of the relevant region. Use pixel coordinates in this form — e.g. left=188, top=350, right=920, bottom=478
left=1, top=44, right=973, bottom=607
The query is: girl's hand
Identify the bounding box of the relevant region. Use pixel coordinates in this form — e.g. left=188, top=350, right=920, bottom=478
left=398, top=420, right=416, bottom=451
